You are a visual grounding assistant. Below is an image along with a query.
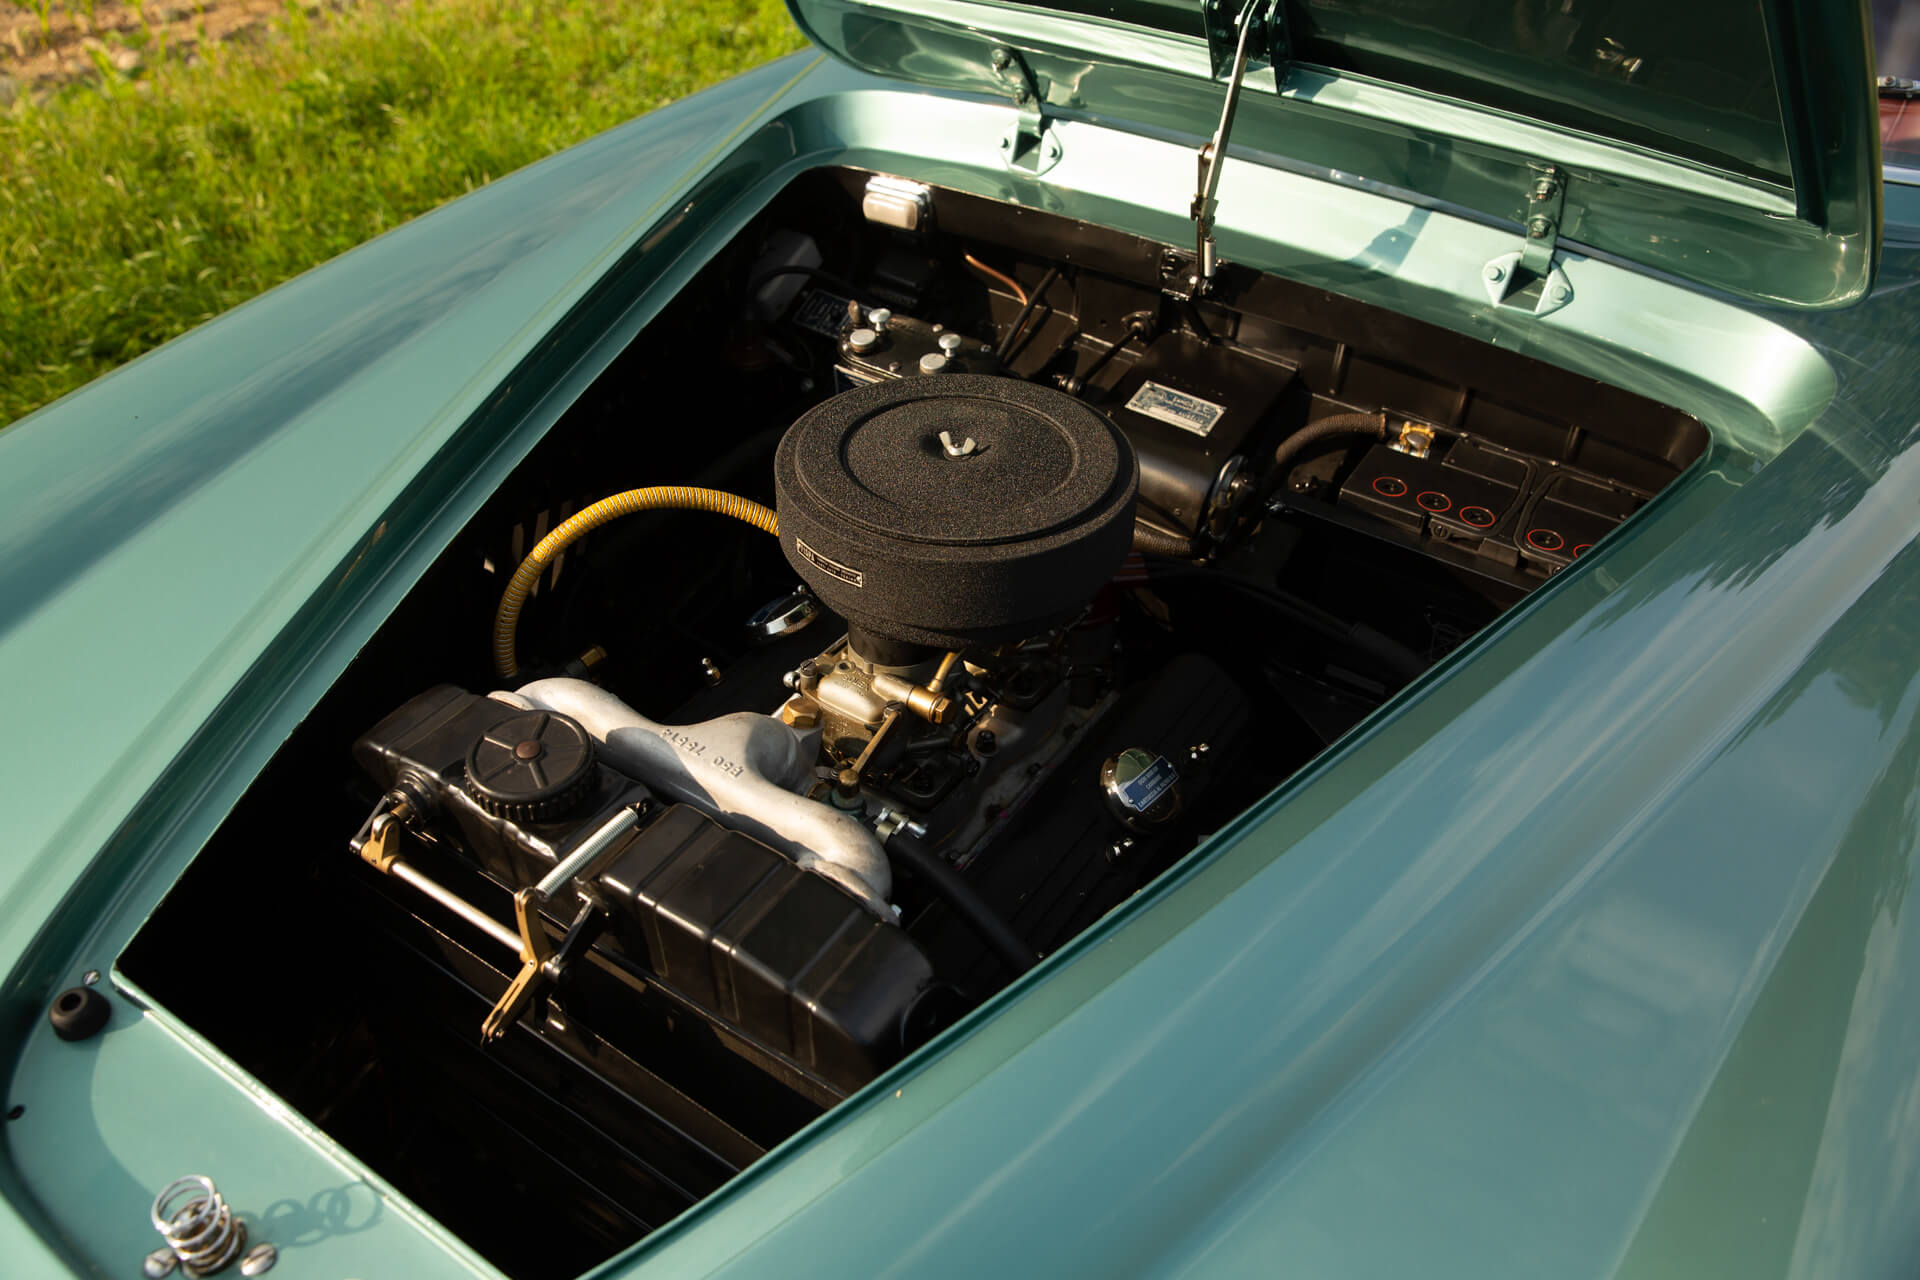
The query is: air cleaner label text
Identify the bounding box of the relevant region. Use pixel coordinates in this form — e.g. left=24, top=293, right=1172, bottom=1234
left=795, top=538, right=865, bottom=588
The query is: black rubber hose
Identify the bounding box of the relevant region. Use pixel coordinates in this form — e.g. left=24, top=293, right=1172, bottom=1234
left=1132, top=522, right=1202, bottom=559
left=995, top=265, right=1061, bottom=363
left=1070, top=325, right=1140, bottom=389
left=884, top=831, right=1038, bottom=976
left=1143, top=564, right=1428, bottom=684
left=1270, top=412, right=1391, bottom=490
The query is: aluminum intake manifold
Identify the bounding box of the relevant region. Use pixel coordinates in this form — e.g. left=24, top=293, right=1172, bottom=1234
left=501, top=678, right=893, bottom=915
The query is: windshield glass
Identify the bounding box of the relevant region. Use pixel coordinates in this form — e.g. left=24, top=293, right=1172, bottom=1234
left=1879, top=0, right=1920, bottom=169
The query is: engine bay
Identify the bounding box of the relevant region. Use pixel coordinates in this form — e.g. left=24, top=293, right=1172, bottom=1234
left=122, top=168, right=1708, bottom=1279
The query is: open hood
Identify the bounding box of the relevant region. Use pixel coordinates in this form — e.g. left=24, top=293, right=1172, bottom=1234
left=788, top=0, right=1882, bottom=308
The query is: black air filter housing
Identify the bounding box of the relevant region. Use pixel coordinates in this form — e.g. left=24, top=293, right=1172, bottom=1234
left=774, top=375, right=1138, bottom=648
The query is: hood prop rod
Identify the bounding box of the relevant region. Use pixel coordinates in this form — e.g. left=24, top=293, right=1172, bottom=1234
left=1189, top=0, right=1273, bottom=296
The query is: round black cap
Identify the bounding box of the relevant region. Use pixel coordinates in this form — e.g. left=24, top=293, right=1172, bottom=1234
left=774, top=376, right=1137, bottom=647
left=49, top=986, right=109, bottom=1041
left=466, top=710, right=595, bottom=822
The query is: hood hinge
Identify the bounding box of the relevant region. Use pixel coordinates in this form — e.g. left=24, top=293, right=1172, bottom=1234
left=1483, top=162, right=1573, bottom=316
left=1187, top=0, right=1282, bottom=296
left=1201, top=0, right=1286, bottom=78
left=990, top=46, right=1061, bottom=175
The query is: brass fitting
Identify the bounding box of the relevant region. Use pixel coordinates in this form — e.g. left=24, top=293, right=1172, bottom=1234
left=779, top=696, right=822, bottom=730
left=869, top=673, right=954, bottom=724
left=1392, top=421, right=1437, bottom=460
left=868, top=650, right=963, bottom=725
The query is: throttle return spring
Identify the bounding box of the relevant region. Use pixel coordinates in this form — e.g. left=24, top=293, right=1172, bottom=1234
left=150, top=1175, right=247, bottom=1275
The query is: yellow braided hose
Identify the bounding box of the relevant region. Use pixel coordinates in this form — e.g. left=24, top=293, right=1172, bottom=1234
left=492, top=487, right=779, bottom=679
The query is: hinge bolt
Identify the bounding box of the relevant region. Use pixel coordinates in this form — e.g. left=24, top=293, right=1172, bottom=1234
left=990, top=46, right=1011, bottom=69
left=1527, top=216, right=1553, bottom=239
left=1551, top=283, right=1572, bottom=304
left=1484, top=263, right=1505, bottom=282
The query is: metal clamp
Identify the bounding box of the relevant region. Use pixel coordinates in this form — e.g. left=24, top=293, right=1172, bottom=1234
left=872, top=807, right=928, bottom=843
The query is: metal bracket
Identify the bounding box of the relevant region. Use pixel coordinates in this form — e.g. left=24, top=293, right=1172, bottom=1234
left=1483, top=162, right=1572, bottom=316
left=357, top=799, right=412, bottom=872
left=1201, top=0, right=1286, bottom=79
left=1481, top=252, right=1572, bottom=316
left=990, top=46, right=1060, bottom=175
left=1517, top=162, right=1565, bottom=275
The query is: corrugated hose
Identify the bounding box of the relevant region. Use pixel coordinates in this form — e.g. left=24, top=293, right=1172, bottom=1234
left=492, top=486, right=779, bottom=679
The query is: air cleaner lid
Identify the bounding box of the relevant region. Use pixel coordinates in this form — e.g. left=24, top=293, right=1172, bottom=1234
left=775, top=375, right=1137, bottom=648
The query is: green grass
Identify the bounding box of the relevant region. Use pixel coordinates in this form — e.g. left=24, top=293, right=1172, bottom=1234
left=0, top=0, right=806, bottom=426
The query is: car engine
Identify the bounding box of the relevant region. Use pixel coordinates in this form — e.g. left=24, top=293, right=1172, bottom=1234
left=122, top=168, right=1707, bottom=1279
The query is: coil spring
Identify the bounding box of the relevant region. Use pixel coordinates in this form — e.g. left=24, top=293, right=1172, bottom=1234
left=150, top=1176, right=247, bottom=1275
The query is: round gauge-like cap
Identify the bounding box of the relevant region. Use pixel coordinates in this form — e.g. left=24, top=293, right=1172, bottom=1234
left=466, top=710, right=595, bottom=822
left=1100, top=747, right=1182, bottom=830
left=775, top=376, right=1137, bottom=647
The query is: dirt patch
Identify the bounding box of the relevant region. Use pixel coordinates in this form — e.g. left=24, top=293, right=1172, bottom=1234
left=0, top=0, right=334, bottom=97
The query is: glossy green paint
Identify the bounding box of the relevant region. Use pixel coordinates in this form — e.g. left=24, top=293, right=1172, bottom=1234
left=0, top=47, right=1914, bottom=1280
left=786, top=0, right=1882, bottom=307
left=0, top=52, right=838, bottom=1275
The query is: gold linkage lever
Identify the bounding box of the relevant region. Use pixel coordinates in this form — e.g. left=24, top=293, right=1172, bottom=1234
left=351, top=794, right=642, bottom=1043
left=358, top=799, right=412, bottom=872
left=481, top=888, right=557, bottom=1042
left=478, top=803, right=642, bottom=1041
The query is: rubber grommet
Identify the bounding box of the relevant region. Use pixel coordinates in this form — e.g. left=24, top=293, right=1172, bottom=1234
left=48, top=987, right=109, bottom=1042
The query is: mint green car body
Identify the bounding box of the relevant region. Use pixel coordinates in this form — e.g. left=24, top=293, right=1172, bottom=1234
left=2, top=1, right=1917, bottom=1275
